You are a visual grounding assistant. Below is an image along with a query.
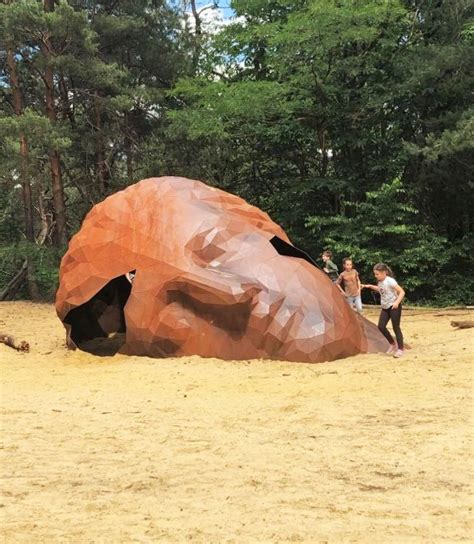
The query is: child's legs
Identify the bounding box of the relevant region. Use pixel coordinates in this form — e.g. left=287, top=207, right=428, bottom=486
left=346, top=295, right=361, bottom=312
left=354, top=295, right=363, bottom=313
left=378, top=308, right=395, bottom=344
left=389, top=306, right=404, bottom=349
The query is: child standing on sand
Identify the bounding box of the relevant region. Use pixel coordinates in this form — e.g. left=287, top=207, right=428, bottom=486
left=322, top=250, right=339, bottom=283
left=336, top=257, right=363, bottom=313
left=362, top=262, right=405, bottom=358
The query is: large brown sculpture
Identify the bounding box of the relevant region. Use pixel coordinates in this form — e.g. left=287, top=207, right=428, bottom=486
left=56, top=176, right=388, bottom=362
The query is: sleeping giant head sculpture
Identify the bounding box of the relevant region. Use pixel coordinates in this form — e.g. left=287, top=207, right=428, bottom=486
left=56, top=177, right=388, bottom=362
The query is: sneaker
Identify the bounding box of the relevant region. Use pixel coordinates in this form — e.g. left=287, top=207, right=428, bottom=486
left=393, top=349, right=404, bottom=358
left=386, top=344, right=397, bottom=355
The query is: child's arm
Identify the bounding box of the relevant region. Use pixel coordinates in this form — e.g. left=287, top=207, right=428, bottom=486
left=324, top=261, right=336, bottom=274
left=361, top=283, right=379, bottom=292
left=392, top=285, right=405, bottom=309
left=335, top=274, right=345, bottom=295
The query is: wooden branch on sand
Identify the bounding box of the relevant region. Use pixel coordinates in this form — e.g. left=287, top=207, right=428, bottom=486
left=450, top=320, right=474, bottom=330
left=0, top=333, right=30, bottom=352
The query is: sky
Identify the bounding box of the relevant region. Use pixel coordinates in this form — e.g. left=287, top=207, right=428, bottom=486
left=195, top=1, right=234, bottom=19
left=184, top=1, right=237, bottom=34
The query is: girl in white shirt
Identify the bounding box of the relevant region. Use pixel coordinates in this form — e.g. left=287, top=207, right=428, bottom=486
left=362, top=263, right=405, bottom=358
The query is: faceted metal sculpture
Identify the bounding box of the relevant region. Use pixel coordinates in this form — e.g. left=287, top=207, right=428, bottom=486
left=56, top=177, right=389, bottom=362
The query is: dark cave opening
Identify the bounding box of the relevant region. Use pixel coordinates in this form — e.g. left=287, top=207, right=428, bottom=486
left=64, top=274, right=133, bottom=356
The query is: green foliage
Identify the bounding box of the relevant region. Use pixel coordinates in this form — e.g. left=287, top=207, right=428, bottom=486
left=155, top=0, right=473, bottom=305
left=0, top=108, right=72, bottom=156
left=0, top=0, right=472, bottom=305
left=416, top=108, right=474, bottom=162
left=0, top=242, right=63, bottom=301
left=306, top=179, right=473, bottom=304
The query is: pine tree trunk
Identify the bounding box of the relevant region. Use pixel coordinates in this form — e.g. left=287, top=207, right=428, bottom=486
left=189, top=0, right=202, bottom=69
left=6, top=45, right=41, bottom=300
left=124, top=112, right=134, bottom=183
left=190, top=0, right=202, bottom=35
left=0, top=261, right=28, bottom=301
left=125, top=135, right=134, bottom=183
left=58, top=73, right=75, bottom=127
left=43, top=0, right=68, bottom=247
left=6, top=48, right=35, bottom=243
left=94, top=93, right=108, bottom=194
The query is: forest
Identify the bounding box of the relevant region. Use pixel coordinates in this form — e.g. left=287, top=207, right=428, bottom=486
left=1, top=0, right=473, bottom=305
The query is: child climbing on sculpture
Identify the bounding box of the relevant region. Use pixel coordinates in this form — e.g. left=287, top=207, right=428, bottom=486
left=321, top=250, right=339, bottom=283
left=362, top=263, right=405, bottom=358
left=336, top=257, right=363, bottom=313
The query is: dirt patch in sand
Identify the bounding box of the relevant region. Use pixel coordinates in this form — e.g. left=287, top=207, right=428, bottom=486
left=1, top=302, right=473, bottom=542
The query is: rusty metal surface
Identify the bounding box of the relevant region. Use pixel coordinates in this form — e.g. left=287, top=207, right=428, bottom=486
left=56, top=176, right=388, bottom=362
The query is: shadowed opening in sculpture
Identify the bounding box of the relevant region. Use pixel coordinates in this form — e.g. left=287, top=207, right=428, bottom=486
left=64, top=274, right=132, bottom=356
left=270, top=236, right=319, bottom=268
left=167, top=290, right=252, bottom=340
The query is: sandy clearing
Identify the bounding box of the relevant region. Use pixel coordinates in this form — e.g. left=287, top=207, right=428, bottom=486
left=1, top=302, right=473, bottom=543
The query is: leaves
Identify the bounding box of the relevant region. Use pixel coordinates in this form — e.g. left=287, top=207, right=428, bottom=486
left=0, top=0, right=472, bottom=304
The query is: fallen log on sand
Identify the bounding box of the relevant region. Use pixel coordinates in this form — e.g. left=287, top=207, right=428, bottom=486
left=450, top=321, right=474, bottom=330
left=0, top=333, right=30, bottom=352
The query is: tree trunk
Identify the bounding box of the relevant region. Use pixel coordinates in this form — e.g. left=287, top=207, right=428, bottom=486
left=189, top=0, right=202, bottom=69
left=189, top=0, right=202, bottom=35
left=125, top=135, right=134, bottom=183
left=38, top=191, right=54, bottom=245
left=58, top=73, right=75, bottom=127
left=124, top=112, right=134, bottom=183
left=6, top=48, right=35, bottom=243
left=43, top=0, right=68, bottom=247
left=0, top=261, right=28, bottom=301
left=94, top=93, right=109, bottom=194
left=6, top=45, right=41, bottom=300
left=317, top=127, right=329, bottom=177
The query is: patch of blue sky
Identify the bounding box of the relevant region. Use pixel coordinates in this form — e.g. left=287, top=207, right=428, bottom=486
left=195, top=1, right=234, bottom=19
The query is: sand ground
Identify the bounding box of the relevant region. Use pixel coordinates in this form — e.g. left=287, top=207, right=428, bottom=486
left=0, top=302, right=473, bottom=543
